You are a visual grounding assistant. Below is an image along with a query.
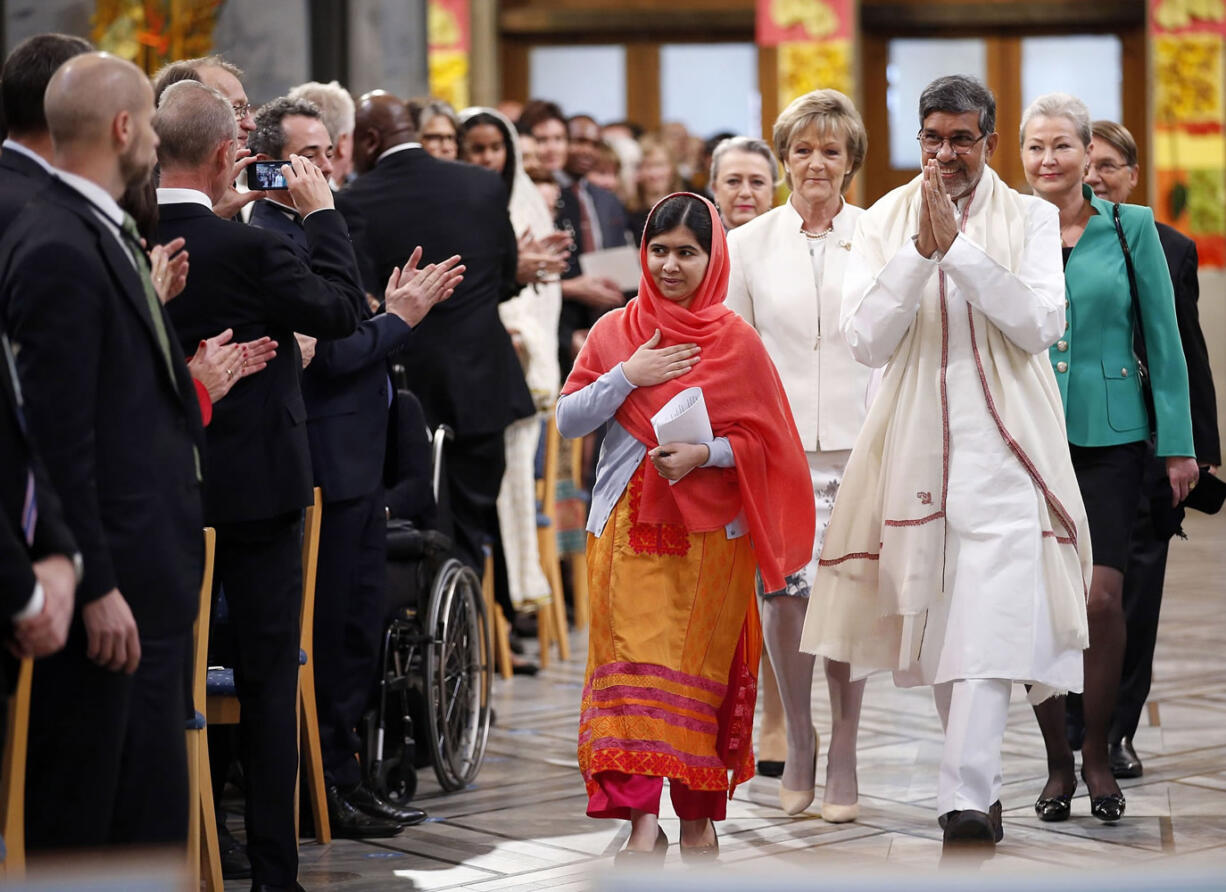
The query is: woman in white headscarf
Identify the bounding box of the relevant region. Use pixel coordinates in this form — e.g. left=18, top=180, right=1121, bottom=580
left=460, top=106, right=570, bottom=615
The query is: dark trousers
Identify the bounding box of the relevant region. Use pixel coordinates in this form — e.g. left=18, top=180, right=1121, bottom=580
left=1112, top=458, right=1174, bottom=742
left=212, top=512, right=302, bottom=887
left=26, top=620, right=190, bottom=849
left=446, top=431, right=507, bottom=573
left=313, top=489, right=387, bottom=789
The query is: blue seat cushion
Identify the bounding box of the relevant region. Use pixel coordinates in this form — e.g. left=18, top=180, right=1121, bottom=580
left=206, top=667, right=236, bottom=697
left=300, top=648, right=308, bottom=666
left=185, top=709, right=207, bottom=731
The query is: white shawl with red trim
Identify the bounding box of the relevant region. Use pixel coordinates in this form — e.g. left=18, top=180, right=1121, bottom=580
left=799, top=168, right=1091, bottom=685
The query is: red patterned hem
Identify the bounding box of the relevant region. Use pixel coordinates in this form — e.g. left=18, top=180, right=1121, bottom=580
left=582, top=748, right=731, bottom=794
left=626, top=463, right=691, bottom=556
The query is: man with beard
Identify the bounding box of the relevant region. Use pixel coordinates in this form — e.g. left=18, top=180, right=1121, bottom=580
left=0, top=52, right=207, bottom=849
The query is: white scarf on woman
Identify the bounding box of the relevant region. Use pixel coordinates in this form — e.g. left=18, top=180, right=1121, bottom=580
left=799, top=168, right=1091, bottom=691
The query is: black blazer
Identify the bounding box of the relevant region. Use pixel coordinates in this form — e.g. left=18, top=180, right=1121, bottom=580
left=250, top=199, right=413, bottom=502
left=0, top=147, right=53, bottom=236
left=156, top=201, right=360, bottom=524
left=1155, top=223, right=1220, bottom=466
left=0, top=178, right=205, bottom=637
left=336, top=148, right=533, bottom=436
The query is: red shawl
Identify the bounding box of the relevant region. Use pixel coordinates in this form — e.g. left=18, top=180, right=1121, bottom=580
left=561, top=193, right=814, bottom=591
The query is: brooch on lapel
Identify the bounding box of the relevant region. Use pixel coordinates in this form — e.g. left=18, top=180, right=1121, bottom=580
left=838, top=240, right=852, bottom=251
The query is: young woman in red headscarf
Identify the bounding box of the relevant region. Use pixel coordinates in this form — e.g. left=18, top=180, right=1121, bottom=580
left=557, top=193, right=814, bottom=863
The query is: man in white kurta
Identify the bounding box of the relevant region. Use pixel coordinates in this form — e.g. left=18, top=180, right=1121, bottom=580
left=800, top=76, right=1092, bottom=846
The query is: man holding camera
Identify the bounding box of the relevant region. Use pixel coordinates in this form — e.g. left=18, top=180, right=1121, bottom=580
left=247, top=95, right=462, bottom=838
left=153, top=79, right=360, bottom=891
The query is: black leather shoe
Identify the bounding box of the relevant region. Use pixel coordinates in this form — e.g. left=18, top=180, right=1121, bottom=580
left=250, top=884, right=306, bottom=892
left=939, top=800, right=1002, bottom=842
left=757, top=759, right=785, bottom=778
left=942, top=810, right=996, bottom=846
left=1034, top=779, right=1076, bottom=822
left=1089, top=791, right=1127, bottom=823
left=326, top=784, right=403, bottom=838
left=345, top=783, right=427, bottom=826
left=219, top=829, right=252, bottom=880
left=1110, top=738, right=1143, bottom=779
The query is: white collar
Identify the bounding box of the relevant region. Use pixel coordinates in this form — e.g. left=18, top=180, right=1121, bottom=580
left=155, top=187, right=213, bottom=209
left=1, top=139, right=55, bottom=174
left=376, top=142, right=422, bottom=164
left=56, top=169, right=124, bottom=227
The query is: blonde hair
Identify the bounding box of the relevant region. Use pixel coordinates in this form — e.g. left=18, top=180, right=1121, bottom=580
left=630, top=134, right=683, bottom=213
left=772, top=89, right=867, bottom=192
left=1020, top=92, right=1092, bottom=147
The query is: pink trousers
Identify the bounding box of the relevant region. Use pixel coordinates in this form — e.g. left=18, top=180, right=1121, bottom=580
left=587, top=770, right=727, bottom=821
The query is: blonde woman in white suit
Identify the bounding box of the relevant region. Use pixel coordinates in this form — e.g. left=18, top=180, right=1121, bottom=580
left=726, top=89, right=871, bottom=822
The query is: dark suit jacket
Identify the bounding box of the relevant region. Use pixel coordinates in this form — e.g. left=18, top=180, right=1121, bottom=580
left=1155, top=223, right=1220, bottom=466
left=156, top=201, right=360, bottom=524
left=0, top=178, right=205, bottom=637
left=250, top=199, right=413, bottom=503
left=0, top=146, right=53, bottom=235
left=336, top=148, right=533, bottom=436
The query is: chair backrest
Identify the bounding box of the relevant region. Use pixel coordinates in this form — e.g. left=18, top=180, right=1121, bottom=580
left=0, top=656, right=33, bottom=874
left=538, top=410, right=561, bottom=523
left=192, top=527, right=217, bottom=715
left=300, top=487, right=323, bottom=650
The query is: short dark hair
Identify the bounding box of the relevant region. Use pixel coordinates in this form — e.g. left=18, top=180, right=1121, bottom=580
left=519, top=99, right=566, bottom=133
left=643, top=194, right=712, bottom=255
left=919, top=75, right=997, bottom=136
left=249, top=96, right=323, bottom=158
left=1, top=33, right=93, bottom=136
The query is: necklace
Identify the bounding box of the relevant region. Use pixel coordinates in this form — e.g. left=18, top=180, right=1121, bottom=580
left=801, top=224, right=834, bottom=239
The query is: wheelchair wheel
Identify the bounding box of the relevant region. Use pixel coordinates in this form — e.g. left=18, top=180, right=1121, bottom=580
left=423, top=558, right=492, bottom=791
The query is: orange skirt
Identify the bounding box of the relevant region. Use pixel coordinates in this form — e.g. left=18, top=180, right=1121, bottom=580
left=577, top=462, right=761, bottom=797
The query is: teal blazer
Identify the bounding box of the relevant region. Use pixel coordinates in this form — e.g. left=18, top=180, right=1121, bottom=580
left=1053, top=186, right=1195, bottom=458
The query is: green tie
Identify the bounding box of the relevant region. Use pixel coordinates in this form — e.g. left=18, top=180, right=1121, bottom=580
left=120, top=214, right=201, bottom=482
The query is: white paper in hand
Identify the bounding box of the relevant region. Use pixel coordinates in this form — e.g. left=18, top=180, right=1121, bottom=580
left=651, top=387, right=712, bottom=484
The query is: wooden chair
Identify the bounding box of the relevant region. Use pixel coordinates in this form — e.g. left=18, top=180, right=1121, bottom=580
left=482, top=547, right=514, bottom=680
left=559, top=433, right=591, bottom=630
left=187, top=527, right=223, bottom=891
left=535, top=414, right=569, bottom=663
left=204, top=487, right=331, bottom=856
left=0, top=655, right=33, bottom=878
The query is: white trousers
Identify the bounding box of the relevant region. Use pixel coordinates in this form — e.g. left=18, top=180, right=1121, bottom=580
left=933, top=678, right=1012, bottom=815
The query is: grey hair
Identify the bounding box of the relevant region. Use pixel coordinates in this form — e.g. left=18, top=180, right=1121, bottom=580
left=919, top=75, right=997, bottom=136
left=709, top=137, right=780, bottom=188
left=249, top=96, right=324, bottom=158
left=1019, top=92, right=1092, bottom=147
left=414, top=98, right=459, bottom=134
left=287, top=80, right=355, bottom=141
left=154, top=79, right=236, bottom=170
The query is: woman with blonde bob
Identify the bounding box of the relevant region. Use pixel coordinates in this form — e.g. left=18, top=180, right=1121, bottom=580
left=560, top=193, right=814, bottom=862
left=725, top=89, right=872, bottom=822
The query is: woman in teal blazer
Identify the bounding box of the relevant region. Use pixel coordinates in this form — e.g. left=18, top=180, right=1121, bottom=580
left=1020, top=93, right=1198, bottom=826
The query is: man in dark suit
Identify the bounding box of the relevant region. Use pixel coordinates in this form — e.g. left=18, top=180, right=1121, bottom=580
left=153, top=80, right=359, bottom=891
left=248, top=95, right=460, bottom=836
left=337, top=92, right=534, bottom=577
left=0, top=53, right=206, bottom=849
left=1083, top=121, right=1221, bottom=778
left=0, top=34, right=92, bottom=231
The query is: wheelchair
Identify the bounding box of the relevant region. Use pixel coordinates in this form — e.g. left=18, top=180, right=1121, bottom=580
left=360, top=390, right=493, bottom=804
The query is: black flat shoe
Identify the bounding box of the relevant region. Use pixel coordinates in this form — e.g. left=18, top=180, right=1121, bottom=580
left=1081, top=769, right=1127, bottom=823
left=942, top=810, right=996, bottom=846
left=1034, top=777, right=1076, bottom=822
left=614, top=827, right=669, bottom=866
left=1109, top=738, right=1143, bottom=779
left=679, top=821, right=719, bottom=864
left=757, top=759, right=785, bottom=778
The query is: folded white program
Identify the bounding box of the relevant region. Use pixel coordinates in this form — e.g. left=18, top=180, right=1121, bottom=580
left=650, top=387, right=712, bottom=484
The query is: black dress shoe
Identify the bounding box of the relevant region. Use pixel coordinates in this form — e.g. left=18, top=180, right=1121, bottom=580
left=345, top=782, right=428, bottom=826
left=1089, top=791, right=1127, bottom=823
left=250, top=884, right=306, bottom=892
left=939, top=801, right=1002, bottom=842
left=326, top=784, right=403, bottom=838
left=757, top=759, right=785, bottom=778
left=219, top=829, right=252, bottom=880
left=1110, top=738, right=1143, bottom=779
left=942, top=810, right=996, bottom=846
left=1034, top=780, right=1076, bottom=822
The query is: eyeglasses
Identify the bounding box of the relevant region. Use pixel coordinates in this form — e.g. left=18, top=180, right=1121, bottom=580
left=231, top=103, right=252, bottom=121
left=917, top=130, right=987, bottom=155
left=422, top=133, right=458, bottom=144
left=1090, top=161, right=1133, bottom=175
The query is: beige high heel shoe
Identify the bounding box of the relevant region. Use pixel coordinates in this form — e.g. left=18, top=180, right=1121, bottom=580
left=778, top=726, right=818, bottom=816
left=820, top=757, right=860, bottom=822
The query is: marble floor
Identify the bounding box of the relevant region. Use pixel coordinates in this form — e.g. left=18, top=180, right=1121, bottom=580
left=239, top=512, right=1226, bottom=890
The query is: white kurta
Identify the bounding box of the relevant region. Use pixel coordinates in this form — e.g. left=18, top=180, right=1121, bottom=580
left=842, top=198, right=1083, bottom=693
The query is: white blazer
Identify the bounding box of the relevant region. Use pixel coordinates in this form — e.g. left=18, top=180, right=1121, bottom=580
left=726, top=199, right=870, bottom=452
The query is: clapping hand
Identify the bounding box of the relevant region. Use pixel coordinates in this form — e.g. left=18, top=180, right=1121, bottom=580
left=621, top=328, right=700, bottom=386
left=515, top=230, right=572, bottom=284
left=384, top=246, right=466, bottom=328
left=150, top=237, right=189, bottom=304
left=187, top=329, right=278, bottom=403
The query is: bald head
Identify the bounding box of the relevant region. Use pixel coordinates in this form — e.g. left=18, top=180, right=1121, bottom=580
left=352, top=91, right=415, bottom=175
left=44, top=52, right=151, bottom=150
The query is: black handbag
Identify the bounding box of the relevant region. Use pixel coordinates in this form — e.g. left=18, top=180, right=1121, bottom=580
left=1111, top=203, right=1157, bottom=435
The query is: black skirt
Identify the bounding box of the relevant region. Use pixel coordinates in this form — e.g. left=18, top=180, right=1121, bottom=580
left=1068, top=440, right=1147, bottom=572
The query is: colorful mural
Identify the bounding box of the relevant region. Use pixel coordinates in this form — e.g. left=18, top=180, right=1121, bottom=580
left=1151, top=0, right=1226, bottom=266
left=92, top=0, right=224, bottom=74
left=428, top=0, right=470, bottom=109
left=757, top=0, right=855, bottom=104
